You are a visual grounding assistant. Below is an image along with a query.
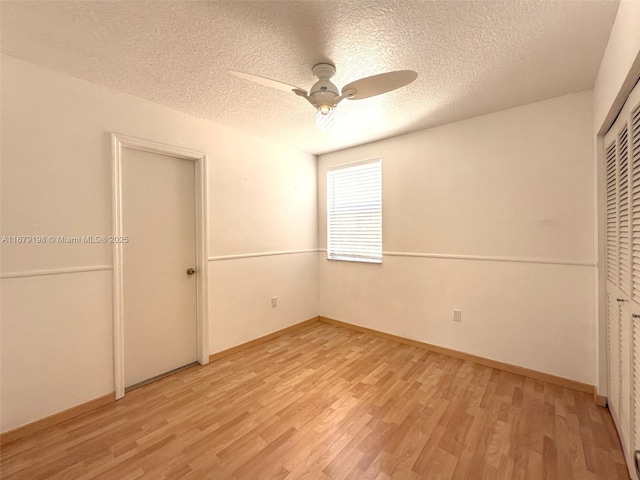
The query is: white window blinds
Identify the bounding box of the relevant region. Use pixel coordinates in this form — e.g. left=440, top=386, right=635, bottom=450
left=327, top=159, right=382, bottom=263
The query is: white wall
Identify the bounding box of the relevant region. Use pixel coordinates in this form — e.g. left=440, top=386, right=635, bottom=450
left=318, top=91, right=596, bottom=384
left=209, top=253, right=318, bottom=352
left=0, top=55, right=318, bottom=433
left=593, top=0, right=640, bottom=134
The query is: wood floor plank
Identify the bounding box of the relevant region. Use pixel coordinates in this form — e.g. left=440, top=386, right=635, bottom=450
left=0, top=322, right=630, bottom=480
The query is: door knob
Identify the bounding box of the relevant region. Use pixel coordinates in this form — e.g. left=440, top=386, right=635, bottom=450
left=186, top=268, right=196, bottom=276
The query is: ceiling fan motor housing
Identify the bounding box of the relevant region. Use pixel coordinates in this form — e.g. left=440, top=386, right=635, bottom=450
left=310, top=63, right=340, bottom=110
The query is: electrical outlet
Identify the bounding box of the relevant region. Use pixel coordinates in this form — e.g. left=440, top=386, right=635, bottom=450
left=453, top=309, right=462, bottom=322
left=271, top=296, right=277, bottom=308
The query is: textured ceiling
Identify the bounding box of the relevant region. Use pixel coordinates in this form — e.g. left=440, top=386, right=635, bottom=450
left=1, top=0, right=619, bottom=155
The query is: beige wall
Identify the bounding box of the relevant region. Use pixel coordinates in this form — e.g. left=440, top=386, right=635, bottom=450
left=318, top=91, right=596, bottom=384
left=593, top=0, right=640, bottom=134
left=0, top=55, right=318, bottom=433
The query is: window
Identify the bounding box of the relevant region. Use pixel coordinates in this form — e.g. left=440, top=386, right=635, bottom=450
left=327, top=158, right=382, bottom=263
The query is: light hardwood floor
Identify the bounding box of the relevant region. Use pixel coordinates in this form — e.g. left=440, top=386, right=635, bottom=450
left=0, top=322, right=630, bottom=479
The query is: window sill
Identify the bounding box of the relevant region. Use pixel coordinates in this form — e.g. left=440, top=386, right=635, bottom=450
left=327, top=256, right=382, bottom=264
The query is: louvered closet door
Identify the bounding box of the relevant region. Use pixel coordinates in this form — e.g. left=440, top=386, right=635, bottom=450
left=606, top=122, right=621, bottom=429
left=606, top=103, right=626, bottom=431
left=630, top=83, right=640, bottom=477
left=606, top=79, right=640, bottom=480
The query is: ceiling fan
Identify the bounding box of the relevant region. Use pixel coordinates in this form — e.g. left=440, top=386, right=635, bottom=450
left=229, top=64, right=418, bottom=131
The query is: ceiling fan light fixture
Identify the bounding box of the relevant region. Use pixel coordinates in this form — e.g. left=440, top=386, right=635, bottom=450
left=311, top=91, right=337, bottom=114
left=315, top=109, right=335, bottom=132
left=310, top=73, right=340, bottom=116
left=317, top=104, right=332, bottom=115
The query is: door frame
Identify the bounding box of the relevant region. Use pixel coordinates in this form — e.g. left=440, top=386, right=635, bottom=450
left=111, top=133, right=209, bottom=399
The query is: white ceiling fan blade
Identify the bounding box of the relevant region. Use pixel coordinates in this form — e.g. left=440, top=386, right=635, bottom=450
left=342, top=70, right=418, bottom=100
left=228, top=70, right=304, bottom=94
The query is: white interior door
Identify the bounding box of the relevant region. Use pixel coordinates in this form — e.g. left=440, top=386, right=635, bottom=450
left=122, top=148, right=198, bottom=388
